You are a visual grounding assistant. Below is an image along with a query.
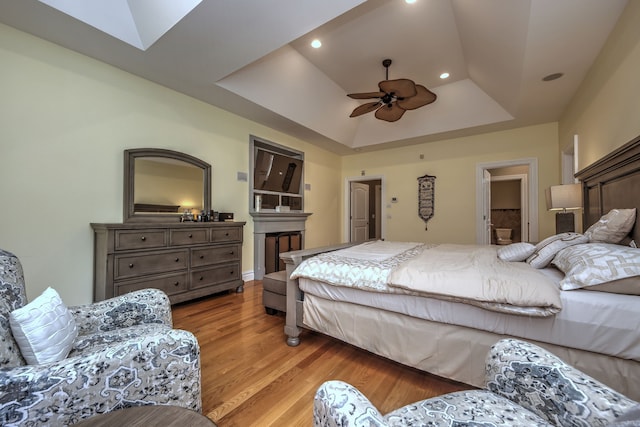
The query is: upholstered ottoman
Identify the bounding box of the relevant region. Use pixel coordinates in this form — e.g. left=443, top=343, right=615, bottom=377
left=262, top=270, right=287, bottom=315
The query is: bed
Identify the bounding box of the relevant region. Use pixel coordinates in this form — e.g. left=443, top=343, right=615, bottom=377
left=280, top=134, right=640, bottom=400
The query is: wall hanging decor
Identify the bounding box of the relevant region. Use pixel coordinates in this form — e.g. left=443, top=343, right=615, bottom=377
left=417, top=174, right=436, bottom=230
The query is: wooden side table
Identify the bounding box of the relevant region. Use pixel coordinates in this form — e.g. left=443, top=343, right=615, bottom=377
left=75, top=406, right=216, bottom=426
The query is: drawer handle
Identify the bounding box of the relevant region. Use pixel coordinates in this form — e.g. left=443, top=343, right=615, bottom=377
left=199, top=276, right=204, bottom=281
left=174, top=281, right=180, bottom=287
left=225, top=232, right=229, bottom=237
left=175, top=258, right=180, bottom=262
left=129, top=263, right=134, bottom=268
left=188, top=234, right=193, bottom=238
left=229, top=270, right=235, bottom=275
left=140, top=236, right=146, bottom=241
left=229, top=251, right=234, bottom=255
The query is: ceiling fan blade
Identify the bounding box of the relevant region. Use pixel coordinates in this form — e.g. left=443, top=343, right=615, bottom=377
left=396, top=85, right=437, bottom=110
left=374, top=103, right=406, bottom=122
left=350, top=101, right=382, bottom=117
left=347, top=91, right=385, bottom=99
left=379, top=79, right=416, bottom=98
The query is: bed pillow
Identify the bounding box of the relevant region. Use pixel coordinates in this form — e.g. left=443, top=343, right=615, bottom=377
left=497, top=242, right=535, bottom=262
left=583, top=208, right=636, bottom=244
left=586, top=277, right=640, bottom=295
left=552, top=243, right=640, bottom=291
left=526, top=233, right=589, bottom=269
left=9, top=287, right=78, bottom=364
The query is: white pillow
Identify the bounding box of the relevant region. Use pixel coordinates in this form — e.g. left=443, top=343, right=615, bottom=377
left=583, top=208, right=636, bottom=244
left=552, top=243, right=640, bottom=291
left=526, top=233, right=589, bottom=269
left=9, top=287, right=78, bottom=364
left=497, top=242, right=536, bottom=262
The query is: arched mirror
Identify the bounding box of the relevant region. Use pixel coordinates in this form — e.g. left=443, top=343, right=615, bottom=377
left=124, top=148, right=211, bottom=222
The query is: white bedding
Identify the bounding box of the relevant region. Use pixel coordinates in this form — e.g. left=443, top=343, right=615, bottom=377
left=291, top=240, right=561, bottom=316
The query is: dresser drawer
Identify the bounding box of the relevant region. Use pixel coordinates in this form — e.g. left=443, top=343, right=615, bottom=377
left=115, top=230, right=166, bottom=250
left=116, top=272, right=189, bottom=296
left=211, top=227, right=241, bottom=243
left=191, top=244, right=240, bottom=267
left=190, top=263, right=240, bottom=289
left=115, top=250, right=188, bottom=280
left=170, top=228, right=209, bottom=246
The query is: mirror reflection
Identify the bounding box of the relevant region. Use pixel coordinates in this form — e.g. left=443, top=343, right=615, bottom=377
left=134, top=157, right=204, bottom=214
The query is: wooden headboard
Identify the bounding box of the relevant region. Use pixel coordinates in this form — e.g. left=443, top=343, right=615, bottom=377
left=575, top=134, right=640, bottom=244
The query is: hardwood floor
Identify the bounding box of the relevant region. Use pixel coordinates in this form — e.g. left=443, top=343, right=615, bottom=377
left=172, top=281, right=468, bottom=426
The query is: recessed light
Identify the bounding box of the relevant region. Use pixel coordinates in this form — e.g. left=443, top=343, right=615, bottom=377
left=440, top=72, right=450, bottom=79
left=542, top=72, right=564, bottom=82
left=405, top=0, right=417, bottom=3
left=311, top=39, right=322, bottom=49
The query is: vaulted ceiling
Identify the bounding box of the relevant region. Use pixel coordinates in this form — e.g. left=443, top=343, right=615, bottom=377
left=0, top=0, right=628, bottom=154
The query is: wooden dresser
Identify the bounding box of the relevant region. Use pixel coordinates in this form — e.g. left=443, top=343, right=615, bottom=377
left=91, top=222, right=245, bottom=304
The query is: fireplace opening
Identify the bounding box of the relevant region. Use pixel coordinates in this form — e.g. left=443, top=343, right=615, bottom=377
left=265, top=231, right=301, bottom=274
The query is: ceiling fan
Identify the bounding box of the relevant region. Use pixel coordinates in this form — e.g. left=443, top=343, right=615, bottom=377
left=347, top=59, right=437, bottom=122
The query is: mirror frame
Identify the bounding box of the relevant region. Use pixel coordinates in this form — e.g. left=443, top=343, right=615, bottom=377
left=124, top=148, right=211, bottom=223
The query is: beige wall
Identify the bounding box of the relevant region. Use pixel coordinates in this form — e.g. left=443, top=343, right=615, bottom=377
left=0, top=24, right=342, bottom=305
left=559, top=1, right=640, bottom=169
left=491, top=181, right=520, bottom=210
left=342, top=123, right=560, bottom=244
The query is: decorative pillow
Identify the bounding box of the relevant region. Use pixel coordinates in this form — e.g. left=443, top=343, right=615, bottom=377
left=584, top=208, right=636, bottom=244
left=497, top=242, right=535, bottom=262
left=526, top=233, right=589, bottom=269
left=552, top=243, right=640, bottom=291
left=608, top=404, right=640, bottom=427
left=9, top=287, right=78, bottom=364
left=586, top=276, right=640, bottom=295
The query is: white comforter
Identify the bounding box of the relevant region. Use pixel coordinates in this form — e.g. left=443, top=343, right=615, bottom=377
left=291, top=240, right=562, bottom=316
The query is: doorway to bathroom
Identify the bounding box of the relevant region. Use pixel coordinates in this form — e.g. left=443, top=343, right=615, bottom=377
left=475, top=158, right=539, bottom=245
left=490, top=174, right=528, bottom=245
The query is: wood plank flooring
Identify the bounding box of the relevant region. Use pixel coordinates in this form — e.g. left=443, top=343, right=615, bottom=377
left=172, top=281, right=468, bottom=426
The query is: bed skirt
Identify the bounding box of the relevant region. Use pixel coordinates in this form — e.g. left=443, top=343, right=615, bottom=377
left=302, top=294, right=640, bottom=400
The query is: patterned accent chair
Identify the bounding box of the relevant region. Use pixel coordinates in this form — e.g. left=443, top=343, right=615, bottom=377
left=0, top=249, right=201, bottom=426
left=314, top=339, right=639, bottom=427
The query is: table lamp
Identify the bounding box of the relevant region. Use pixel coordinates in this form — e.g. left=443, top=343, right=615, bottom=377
left=545, top=183, right=582, bottom=233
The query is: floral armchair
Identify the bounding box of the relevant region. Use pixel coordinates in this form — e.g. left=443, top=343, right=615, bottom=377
left=314, top=339, right=639, bottom=427
left=0, top=249, right=201, bottom=426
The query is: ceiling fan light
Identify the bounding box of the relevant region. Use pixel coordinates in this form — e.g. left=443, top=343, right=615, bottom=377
left=347, top=58, right=436, bottom=122
left=379, top=79, right=417, bottom=98
left=375, top=103, right=405, bottom=122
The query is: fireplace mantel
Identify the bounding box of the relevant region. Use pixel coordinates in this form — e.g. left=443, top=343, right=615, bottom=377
left=251, top=211, right=312, bottom=279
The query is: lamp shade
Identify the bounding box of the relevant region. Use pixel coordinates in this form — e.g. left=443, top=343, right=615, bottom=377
left=545, top=183, right=582, bottom=211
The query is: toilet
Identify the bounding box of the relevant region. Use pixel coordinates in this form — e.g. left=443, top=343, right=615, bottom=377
left=495, top=228, right=513, bottom=245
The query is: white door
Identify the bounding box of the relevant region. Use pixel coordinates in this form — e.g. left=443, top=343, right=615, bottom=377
left=374, top=185, right=382, bottom=239
left=483, top=169, right=492, bottom=245
left=350, top=182, right=370, bottom=242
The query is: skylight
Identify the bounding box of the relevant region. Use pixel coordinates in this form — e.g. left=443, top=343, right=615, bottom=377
left=38, top=0, right=202, bottom=50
